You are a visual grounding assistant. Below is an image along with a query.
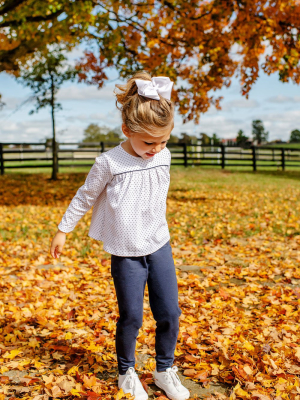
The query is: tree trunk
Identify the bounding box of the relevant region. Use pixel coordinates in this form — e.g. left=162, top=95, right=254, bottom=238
left=50, top=73, right=58, bottom=180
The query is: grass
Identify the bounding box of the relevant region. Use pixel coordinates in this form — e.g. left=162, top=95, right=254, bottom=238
left=3, top=162, right=300, bottom=175
left=1, top=168, right=300, bottom=398
left=266, top=143, right=300, bottom=149
left=170, top=165, right=300, bottom=186
left=3, top=165, right=300, bottom=188
left=2, top=167, right=300, bottom=247
left=3, top=145, right=300, bottom=174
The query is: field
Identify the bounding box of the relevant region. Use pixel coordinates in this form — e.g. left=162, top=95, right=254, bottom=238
left=0, top=167, right=300, bottom=400
left=267, top=143, right=300, bottom=149
left=2, top=144, right=300, bottom=174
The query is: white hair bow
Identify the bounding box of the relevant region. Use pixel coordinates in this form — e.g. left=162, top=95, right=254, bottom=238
left=135, top=77, right=173, bottom=100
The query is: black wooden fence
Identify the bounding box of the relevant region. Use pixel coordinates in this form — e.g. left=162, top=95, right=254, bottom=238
left=1, top=141, right=300, bottom=175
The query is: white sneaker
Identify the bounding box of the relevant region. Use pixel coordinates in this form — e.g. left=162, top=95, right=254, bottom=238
left=118, top=367, right=148, bottom=400
left=154, top=366, right=190, bottom=400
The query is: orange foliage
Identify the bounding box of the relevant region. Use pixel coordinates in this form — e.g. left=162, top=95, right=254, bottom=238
left=1, top=1, right=300, bottom=121
left=0, top=171, right=300, bottom=399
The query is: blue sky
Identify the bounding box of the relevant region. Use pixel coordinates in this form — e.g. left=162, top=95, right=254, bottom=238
left=0, top=64, right=299, bottom=144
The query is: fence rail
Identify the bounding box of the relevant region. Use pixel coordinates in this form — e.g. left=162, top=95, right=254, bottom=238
left=1, top=141, right=300, bottom=175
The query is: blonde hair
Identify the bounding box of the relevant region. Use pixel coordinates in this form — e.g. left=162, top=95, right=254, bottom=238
left=114, top=71, right=174, bottom=137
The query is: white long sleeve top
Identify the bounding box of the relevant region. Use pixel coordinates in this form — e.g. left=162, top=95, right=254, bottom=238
left=58, top=142, right=171, bottom=257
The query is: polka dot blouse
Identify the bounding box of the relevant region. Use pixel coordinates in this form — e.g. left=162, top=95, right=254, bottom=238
left=58, top=142, right=171, bottom=257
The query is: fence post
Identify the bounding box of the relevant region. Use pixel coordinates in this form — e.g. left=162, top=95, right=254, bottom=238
left=281, top=148, right=285, bottom=171
left=56, top=141, right=59, bottom=174
left=0, top=143, right=4, bottom=175
left=252, top=145, right=257, bottom=171
left=221, top=144, right=225, bottom=169
left=183, top=143, right=188, bottom=167
left=100, top=141, right=105, bottom=153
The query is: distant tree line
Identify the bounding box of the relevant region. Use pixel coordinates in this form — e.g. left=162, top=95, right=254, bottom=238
left=79, top=121, right=300, bottom=147
left=80, top=124, right=199, bottom=145
left=199, top=120, right=300, bottom=146
left=80, top=124, right=123, bottom=146
left=7, top=121, right=300, bottom=153
left=290, top=129, right=300, bottom=143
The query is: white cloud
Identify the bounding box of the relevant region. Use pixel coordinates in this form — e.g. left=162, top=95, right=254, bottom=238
left=57, top=84, right=116, bottom=102
left=267, top=95, right=300, bottom=103
left=222, top=98, right=259, bottom=111
left=260, top=109, right=300, bottom=140
left=65, top=114, right=91, bottom=122
left=173, top=107, right=300, bottom=142
left=0, top=119, right=52, bottom=142
left=0, top=96, right=27, bottom=111
left=90, top=110, right=121, bottom=126
left=173, top=113, right=246, bottom=139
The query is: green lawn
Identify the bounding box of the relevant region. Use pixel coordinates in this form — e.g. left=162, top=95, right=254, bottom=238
left=2, top=146, right=300, bottom=174
left=264, top=143, right=300, bottom=149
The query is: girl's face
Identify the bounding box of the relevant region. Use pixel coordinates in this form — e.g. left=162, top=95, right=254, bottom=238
left=122, top=124, right=173, bottom=160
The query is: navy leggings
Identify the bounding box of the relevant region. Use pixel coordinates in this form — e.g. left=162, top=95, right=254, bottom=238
left=111, top=241, right=182, bottom=374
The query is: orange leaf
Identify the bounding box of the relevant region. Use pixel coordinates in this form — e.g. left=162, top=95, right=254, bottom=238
left=194, top=370, right=209, bottom=381
left=219, top=287, right=230, bottom=300
left=185, top=354, right=198, bottom=362
left=0, top=376, right=9, bottom=384
left=183, top=369, right=197, bottom=377
left=140, top=379, right=149, bottom=394
left=83, top=375, right=97, bottom=388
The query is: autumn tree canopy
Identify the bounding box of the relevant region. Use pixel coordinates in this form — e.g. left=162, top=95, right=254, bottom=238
left=1, top=0, right=300, bottom=123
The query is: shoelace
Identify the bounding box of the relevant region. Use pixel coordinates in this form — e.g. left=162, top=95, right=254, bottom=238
left=125, top=367, right=139, bottom=395
left=164, top=366, right=181, bottom=388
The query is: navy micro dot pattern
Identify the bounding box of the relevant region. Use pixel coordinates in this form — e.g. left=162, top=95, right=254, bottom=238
left=58, top=142, right=171, bottom=256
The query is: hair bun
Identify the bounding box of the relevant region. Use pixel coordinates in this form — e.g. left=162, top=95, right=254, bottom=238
left=114, top=72, right=151, bottom=106
left=114, top=71, right=174, bottom=135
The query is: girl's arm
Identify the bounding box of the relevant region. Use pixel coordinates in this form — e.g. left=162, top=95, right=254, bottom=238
left=50, top=155, right=112, bottom=258
left=58, top=155, right=112, bottom=233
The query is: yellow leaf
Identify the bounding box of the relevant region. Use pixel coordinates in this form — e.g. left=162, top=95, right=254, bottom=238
left=116, top=388, right=125, bottom=400
left=243, top=365, right=253, bottom=375
left=28, top=338, right=40, bottom=348
left=3, top=349, right=22, bottom=359
left=295, top=347, right=300, bottom=361
left=34, top=360, right=44, bottom=368
left=174, top=349, right=184, bottom=356
left=234, top=383, right=250, bottom=398
left=68, top=366, right=79, bottom=376
left=243, top=341, right=254, bottom=352
left=65, top=332, right=73, bottom=340
left=70, top=389, right=82, bottom=397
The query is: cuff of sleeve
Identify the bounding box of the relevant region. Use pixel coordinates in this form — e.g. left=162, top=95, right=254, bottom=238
left=57, top=224, right=73, bottom=234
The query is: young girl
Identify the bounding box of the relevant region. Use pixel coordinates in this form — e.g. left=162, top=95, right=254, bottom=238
left=50, top=72, right=190, bottom=400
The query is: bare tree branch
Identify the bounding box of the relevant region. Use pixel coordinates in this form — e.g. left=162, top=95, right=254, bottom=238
left=0, top=9, right=63, bottom=28
left=0, top=0, right=27, bottom=16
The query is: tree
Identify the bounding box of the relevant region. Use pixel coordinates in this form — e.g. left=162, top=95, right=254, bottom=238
left=212, top=133, right=220, bottom=145
left=0, top=1, right=94, bottom=74
left=0, top=94, right=4, bottom=110
left=252, top=120, right=269, bottom=145
left=290, top=129, right=300, bottom=143
left=236, top=129, right=249, bottom=145
left=81, top=124, right=123, bottom=144
left=178, top=133, right=197, bottom=145
left=200, top=133, right=211, bottom=145
left=2, top=1, right=300, bottom=123
left=168, top=134, right=179, bottom=144
left=18, top=49, right=77, bottom=180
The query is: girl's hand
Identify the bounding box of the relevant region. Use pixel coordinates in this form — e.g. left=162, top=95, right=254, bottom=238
left=50, top=230, right=66, bottom=259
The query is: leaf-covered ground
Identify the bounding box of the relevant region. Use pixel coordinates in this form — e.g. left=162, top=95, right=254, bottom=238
left=0, top=168, right=300, bottom=400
